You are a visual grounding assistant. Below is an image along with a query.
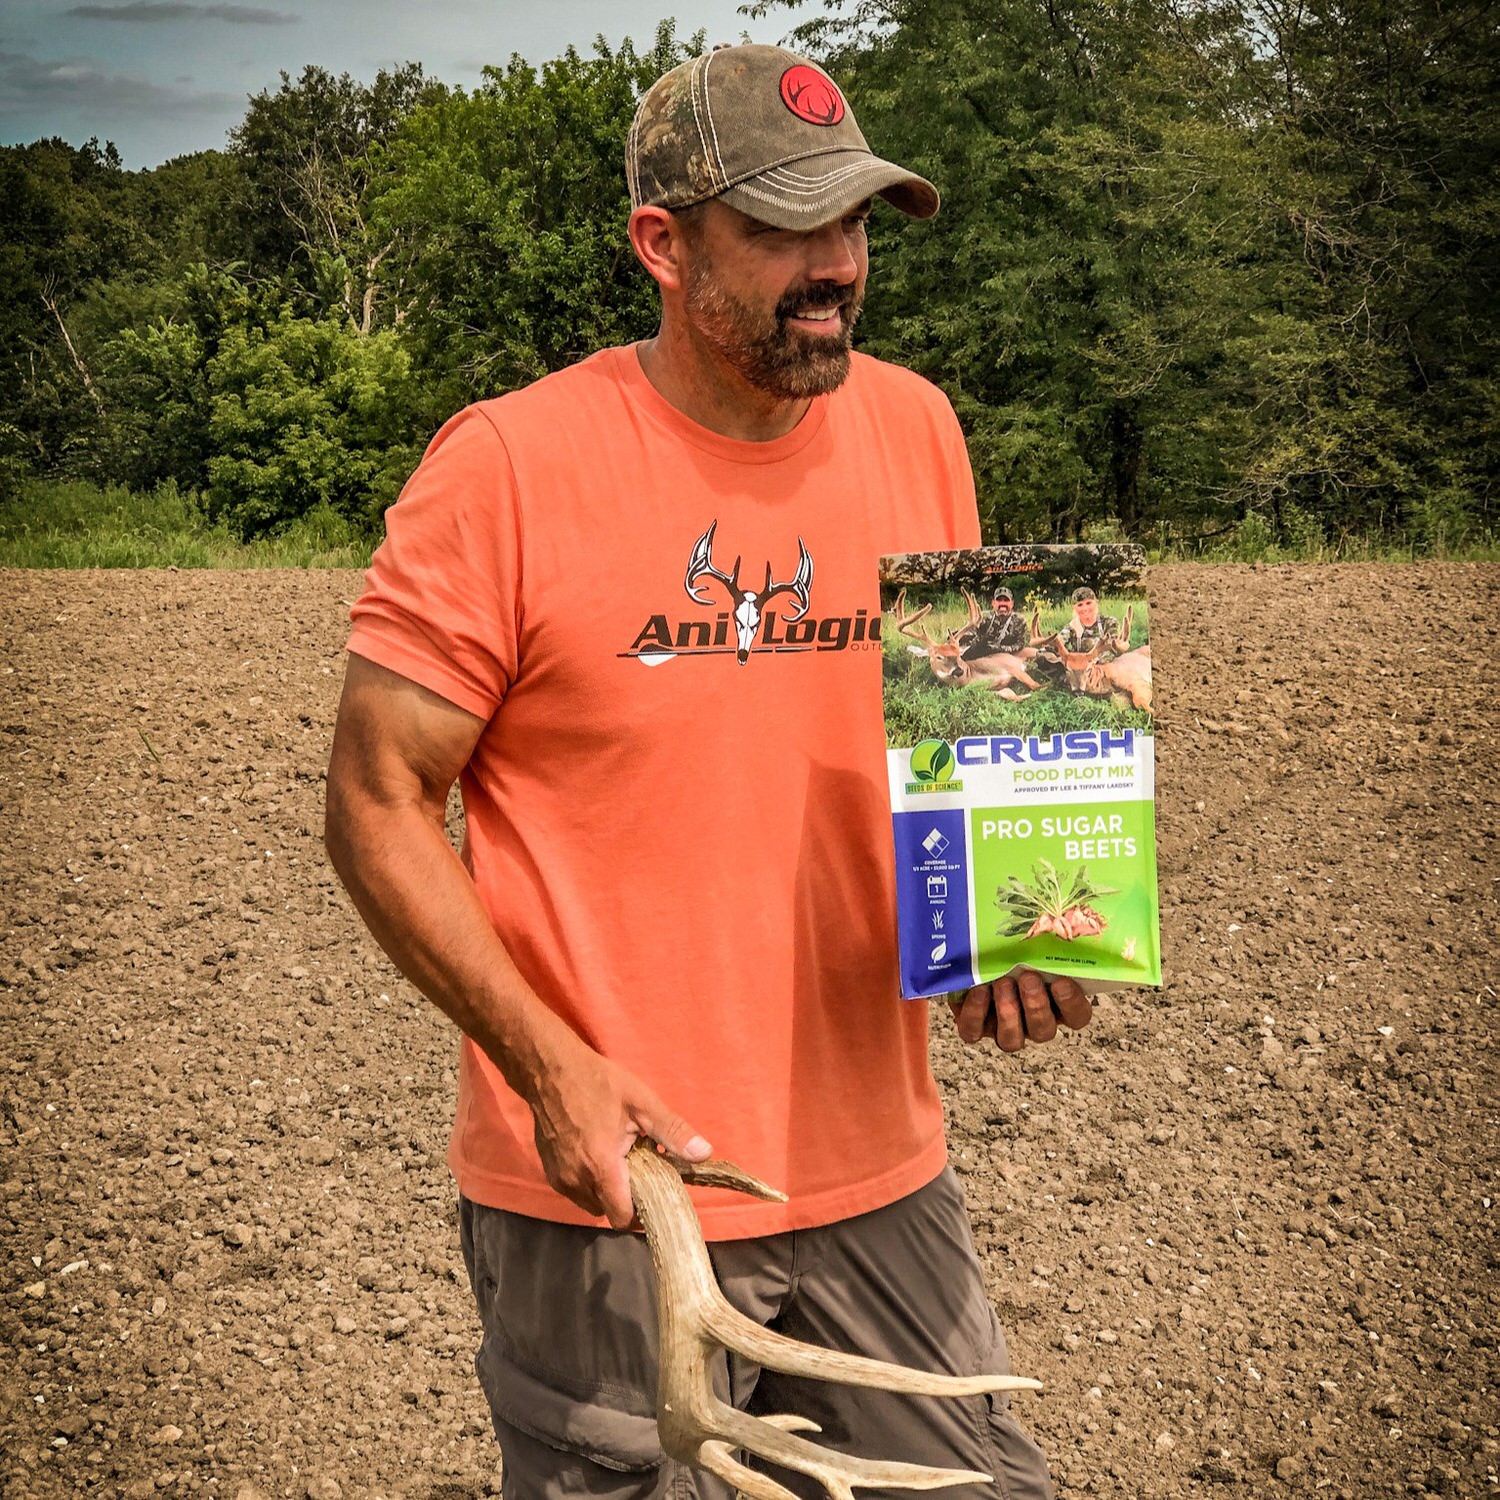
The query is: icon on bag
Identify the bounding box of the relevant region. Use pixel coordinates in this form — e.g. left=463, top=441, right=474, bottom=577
left=922, top=828, right=950, bottom=859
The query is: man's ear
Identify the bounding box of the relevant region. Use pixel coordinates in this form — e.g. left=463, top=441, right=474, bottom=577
left=629, top=205, right=690, bottom=292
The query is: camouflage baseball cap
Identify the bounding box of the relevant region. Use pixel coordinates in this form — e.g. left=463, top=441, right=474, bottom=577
left=626, top=44, right=939, bottom=231
left=1071, top=587, right=1098, bottom=604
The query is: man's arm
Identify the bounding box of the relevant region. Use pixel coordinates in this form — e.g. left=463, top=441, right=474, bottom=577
left=323, top=654, right=709, bottom=1227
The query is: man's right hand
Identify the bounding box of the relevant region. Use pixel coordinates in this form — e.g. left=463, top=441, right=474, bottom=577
left=524, top=1038, right=711, bottom=1229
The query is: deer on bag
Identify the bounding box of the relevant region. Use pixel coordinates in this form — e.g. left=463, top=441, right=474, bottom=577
left=1044, top=605, right=1153, bottom=712
left=892, top=589, right=1044, bottom=700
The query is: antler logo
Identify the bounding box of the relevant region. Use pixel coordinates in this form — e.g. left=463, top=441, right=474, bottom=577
left=684, top=521, right=814, bottom=664
left=779, top=65, right=845, bottom=126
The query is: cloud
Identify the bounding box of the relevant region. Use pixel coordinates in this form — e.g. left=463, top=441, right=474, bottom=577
left=65, top=3, right=297, bottom=23
left=0, top=49, right=239, bottom=119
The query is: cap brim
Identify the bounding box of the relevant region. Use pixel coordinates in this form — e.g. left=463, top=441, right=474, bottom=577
left=716, top=150, right=939, bottom=231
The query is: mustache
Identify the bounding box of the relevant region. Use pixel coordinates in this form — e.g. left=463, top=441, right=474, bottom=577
left=775, top=281, right=857, bottom=321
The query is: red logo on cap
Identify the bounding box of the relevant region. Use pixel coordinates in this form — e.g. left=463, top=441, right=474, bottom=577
left=779, top=65, right=845, bottom=126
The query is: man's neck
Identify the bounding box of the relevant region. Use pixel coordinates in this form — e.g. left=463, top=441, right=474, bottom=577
left=635, top=331, right=813, bottom=443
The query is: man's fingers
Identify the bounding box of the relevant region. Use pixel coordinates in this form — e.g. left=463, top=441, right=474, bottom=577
left=529, top=1054, right=710, bottom=1229
left=556, top=1144, right=637, bottom=1230
left=531, top=1131, right=607, bottom=1221
left=614, top=1093, right=709, bottom=1228
left=991, top=977, right=1025, bottom=1052
left=1049, top=976, right=1093, bottom=1029
left=599, top=1155, right=638, bottom=1231
left=951, top=973, right=1093, bottom=1052
left=951, top=987, right=993, bottom=1044
left=1016, top=970, right=1057, bottom=1043
left=628, top=1093, right=711, bottom=1164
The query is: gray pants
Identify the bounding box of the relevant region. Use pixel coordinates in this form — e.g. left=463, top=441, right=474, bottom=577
left=459, top=1167, right=1053, bottom=1500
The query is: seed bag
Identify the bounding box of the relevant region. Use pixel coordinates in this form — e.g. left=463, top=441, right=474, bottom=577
left=879, top=543, right=1161, bottom=997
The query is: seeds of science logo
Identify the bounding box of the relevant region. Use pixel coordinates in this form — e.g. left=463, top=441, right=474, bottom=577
left=905, top=739, right=963, bottom=794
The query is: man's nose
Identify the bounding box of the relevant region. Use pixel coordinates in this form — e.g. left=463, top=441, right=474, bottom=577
left=804, top=219, right=861, bottom=283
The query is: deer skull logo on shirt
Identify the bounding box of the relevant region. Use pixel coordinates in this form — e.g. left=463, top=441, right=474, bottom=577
left=683, top=522, right=815, bottom=665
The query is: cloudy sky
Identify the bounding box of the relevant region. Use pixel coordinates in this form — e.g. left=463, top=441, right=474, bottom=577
left=1, top=0, right=785, bottom=168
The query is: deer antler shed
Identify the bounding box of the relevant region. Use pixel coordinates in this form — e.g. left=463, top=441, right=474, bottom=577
left=627, top=1142, right=1042, bottom=1500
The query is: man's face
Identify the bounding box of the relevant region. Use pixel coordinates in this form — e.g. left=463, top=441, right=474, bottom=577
left=1075, top=598, right=1099, bottom=627
left=993, top=597, right=1013, bottom=616
left=677, top=199, right=870, bottom=399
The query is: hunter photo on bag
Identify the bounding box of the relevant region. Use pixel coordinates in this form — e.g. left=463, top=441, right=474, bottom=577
left=879, top=543, right=1153, bottom=748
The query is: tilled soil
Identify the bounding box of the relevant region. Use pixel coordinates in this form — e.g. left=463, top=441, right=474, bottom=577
left=1, top=563, right=1496, bottom=1500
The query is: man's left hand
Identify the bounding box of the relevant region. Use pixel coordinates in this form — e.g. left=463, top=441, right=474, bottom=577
left=948, top=972, right=1092, bottom=1051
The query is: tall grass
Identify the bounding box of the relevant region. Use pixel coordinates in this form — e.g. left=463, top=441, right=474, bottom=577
left=883, top=663, right=1152, bottom=748
left=1151, top=531, right=1500, bottom=565
left=3, top=476, right=1494, bottom=570
left=0, top=477, right=373, bottom=568
left=1135, top=511, right=1498, bottom=564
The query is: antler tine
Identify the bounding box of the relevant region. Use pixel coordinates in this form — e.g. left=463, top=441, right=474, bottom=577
left=760, top=538, right=815, bottom=623
left=892, top=588, right=938, bottom=645
left=697, top=1406, right=999, bottom=1500
left=662, top=1151, right=787, bottom=1201
left=686, top=522, right=737, bottom=604
left=627, top=1144, right=1042, bottom=1500
left=700, top=1293, right=1035, bottom=1399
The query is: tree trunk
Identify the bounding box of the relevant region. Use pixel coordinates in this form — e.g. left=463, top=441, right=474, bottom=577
left=41, top=291, right=106, bottom=420
left=1107, top=403, right=1143, bottom=533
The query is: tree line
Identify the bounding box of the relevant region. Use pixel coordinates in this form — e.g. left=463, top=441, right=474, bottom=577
left=1, top=2, right=1494, bottom=552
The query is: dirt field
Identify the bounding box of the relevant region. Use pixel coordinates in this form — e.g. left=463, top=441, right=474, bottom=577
left=1, top=564, right=1496, bottom=1500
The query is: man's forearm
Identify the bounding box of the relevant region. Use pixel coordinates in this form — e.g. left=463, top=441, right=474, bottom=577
left=324, top=791, right=577, bottom=1106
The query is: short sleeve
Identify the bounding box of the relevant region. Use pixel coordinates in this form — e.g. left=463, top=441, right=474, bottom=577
left=347, top=405, right=520, bottom=719
left=938, top=393, right=982, bottom=549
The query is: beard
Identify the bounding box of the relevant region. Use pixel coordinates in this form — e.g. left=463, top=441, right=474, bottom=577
left=683, top=257, right=863, bottom=400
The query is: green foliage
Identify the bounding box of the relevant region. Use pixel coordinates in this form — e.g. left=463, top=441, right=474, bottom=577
left=0, top=138, right=138, bottom=468
left=769, top=0, right=1497, bottom=552
left=368, top=25, right=701, bottom=413
left=995, top=859, right=1117, bottom=937
left=882, top=661, right=1151, bottom=748
left=205, top=307, right=422, bottom=536
left=0, top=476, right=370, bottom=567
left=229, top=62, right=446, bottom=327
left=0, top=10, right=1493, bottom=564
left=783, top=0, right=1284, bottom=541
left=126, top=150, right=242, bottom=274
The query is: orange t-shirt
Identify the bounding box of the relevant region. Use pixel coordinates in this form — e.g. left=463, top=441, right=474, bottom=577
left=348, top=344, right=980, bottom=1238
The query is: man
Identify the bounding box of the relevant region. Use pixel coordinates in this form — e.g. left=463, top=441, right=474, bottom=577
left=325, top=43, right=1089, bottom=1500
left=961, top=586, right=1031, bottom=659
left=1055, top=586, right=1123, bottom=653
